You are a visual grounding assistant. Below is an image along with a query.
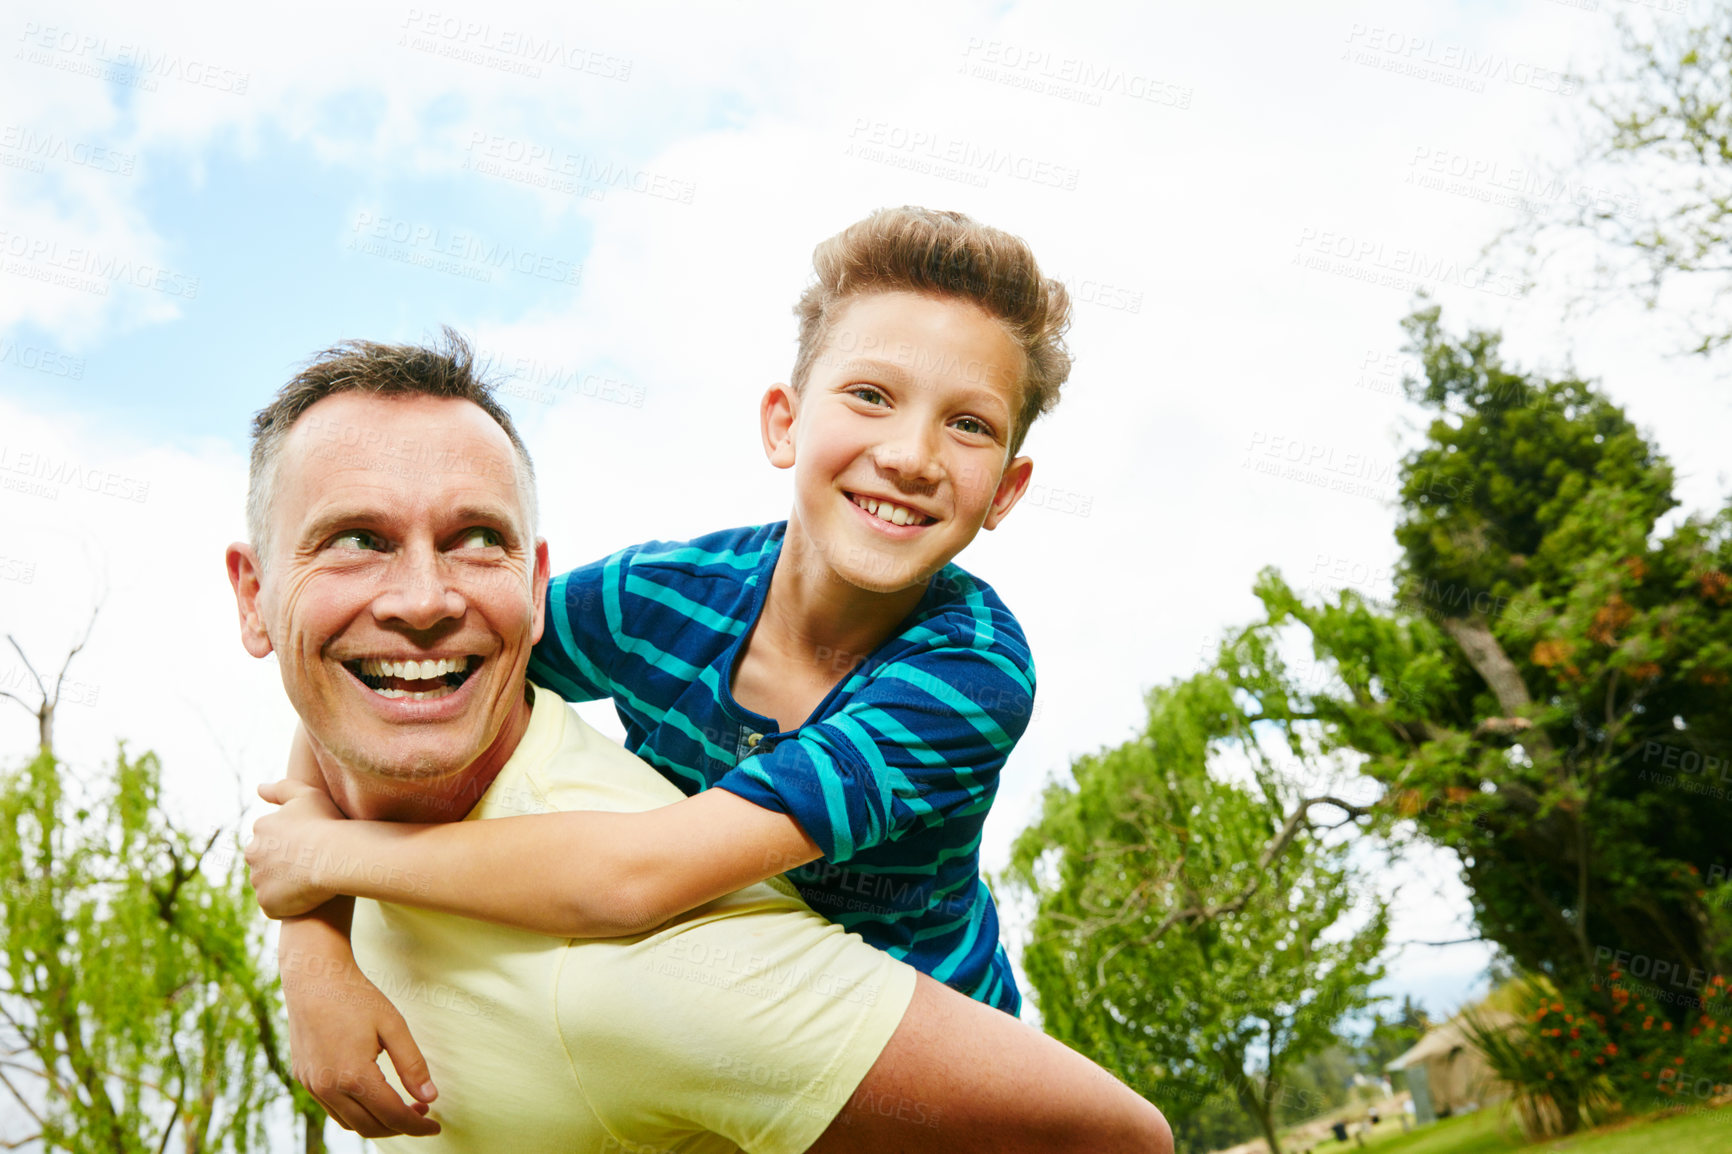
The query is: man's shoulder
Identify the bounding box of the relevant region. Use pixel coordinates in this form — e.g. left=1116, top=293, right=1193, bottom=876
left=481, top=687, right=689, bottom=819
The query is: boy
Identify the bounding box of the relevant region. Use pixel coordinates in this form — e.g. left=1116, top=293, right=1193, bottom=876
left=251, top=205, right=1074, bottom=1129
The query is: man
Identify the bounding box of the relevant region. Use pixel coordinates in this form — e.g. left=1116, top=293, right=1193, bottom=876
left=230, top=332, right=1172, bottom=1152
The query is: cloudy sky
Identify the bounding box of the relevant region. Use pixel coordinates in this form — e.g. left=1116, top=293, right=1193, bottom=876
left=2, top=0, right=1728, bottom=1143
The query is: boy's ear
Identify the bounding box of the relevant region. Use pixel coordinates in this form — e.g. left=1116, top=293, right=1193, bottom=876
left=760, top=382, right=798, bottom=469
left=982, top=455, right=1034, bottom=531
left=225, top=543, right=275, bottom=658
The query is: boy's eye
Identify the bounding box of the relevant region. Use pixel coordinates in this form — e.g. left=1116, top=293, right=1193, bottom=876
left=329, top=530, right=385, bottom=552
left=457, top=527, right=504, bottom=549
left=953, top=416, right=995, bottom=438
left=848, top=386, right=888, bottom=406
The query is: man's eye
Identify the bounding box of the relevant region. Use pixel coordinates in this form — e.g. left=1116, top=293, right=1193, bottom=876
left=330, top=530, right=384, bottom=551
left=458, top=527, right=504, bottom=549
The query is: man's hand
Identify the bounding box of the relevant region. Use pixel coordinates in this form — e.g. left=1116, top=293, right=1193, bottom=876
left=282, top=915, right=442, bottom=1138
left=248, top=779, right=347, bottom=917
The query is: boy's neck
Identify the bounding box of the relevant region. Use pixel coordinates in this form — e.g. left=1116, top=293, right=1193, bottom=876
left=759, top=531, right=932, bottom=675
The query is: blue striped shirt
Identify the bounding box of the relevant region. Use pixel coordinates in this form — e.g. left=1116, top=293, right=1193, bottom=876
left=528, top=522, right=1031, bottom=1015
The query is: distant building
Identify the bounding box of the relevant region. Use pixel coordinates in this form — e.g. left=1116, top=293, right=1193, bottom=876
left=1384, top=1012, right=1515, bottom=1125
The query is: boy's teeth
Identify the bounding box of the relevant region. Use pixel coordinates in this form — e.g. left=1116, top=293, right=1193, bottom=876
left=852, top=495, right=928, bottom=527
left=359, top=656, right=469, bottom=679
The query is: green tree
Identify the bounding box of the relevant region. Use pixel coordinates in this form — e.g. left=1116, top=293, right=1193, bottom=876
left=0, top=628, right=326, bottom=1152
left=1005, top=666, right=1390, bottom=1154
left=1356, top=996, right=1430, bottom=1081
left=1279, top=305, right=1732, bottom=999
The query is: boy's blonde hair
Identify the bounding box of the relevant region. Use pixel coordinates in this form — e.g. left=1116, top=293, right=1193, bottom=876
left=790, top=207, right=1072, bottom=456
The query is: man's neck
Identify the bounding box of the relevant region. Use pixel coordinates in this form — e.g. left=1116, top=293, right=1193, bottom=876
left=317, top=688, right=535, bottom=823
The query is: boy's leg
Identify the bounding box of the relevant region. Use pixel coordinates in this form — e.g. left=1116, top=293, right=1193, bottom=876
left=809, top=973, right=1173, bottom=1154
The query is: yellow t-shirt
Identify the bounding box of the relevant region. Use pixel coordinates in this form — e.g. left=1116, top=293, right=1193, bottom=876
left=354, top=685, right=917, bottom=1154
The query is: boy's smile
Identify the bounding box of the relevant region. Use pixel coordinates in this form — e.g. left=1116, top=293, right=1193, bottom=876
left=763, top=290, right=1035, bottom=597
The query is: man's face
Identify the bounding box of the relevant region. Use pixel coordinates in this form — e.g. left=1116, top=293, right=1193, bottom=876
left=228, top=393, right=548, bottom=787
left=765, top=289, right=1034, bottom=593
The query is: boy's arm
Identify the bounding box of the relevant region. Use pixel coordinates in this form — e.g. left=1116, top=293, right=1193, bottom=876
left=252, top=631, right=1029, bottom=936
left=254, top=782, right=823, bottom=936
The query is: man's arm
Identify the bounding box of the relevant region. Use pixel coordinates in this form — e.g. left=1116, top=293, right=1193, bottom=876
left=269, top=729, right=442, bottom=1139
left=253, top=782, right=823, bottom=937
left=811, top=973, right=1174, bottom=1154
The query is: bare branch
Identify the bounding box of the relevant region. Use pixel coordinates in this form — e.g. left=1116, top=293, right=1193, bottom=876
left=50, top=603, right=101, bottom=713
left=3, top=638, right=46, bottom=703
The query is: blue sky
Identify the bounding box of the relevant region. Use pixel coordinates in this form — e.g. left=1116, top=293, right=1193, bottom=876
left=2, top=0, right=1728, bottom=1145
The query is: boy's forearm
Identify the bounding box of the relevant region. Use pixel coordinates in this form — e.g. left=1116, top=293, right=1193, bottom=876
left=320, top=809, right=659, bottom=937
left=313, top=791, right=823, bottom=939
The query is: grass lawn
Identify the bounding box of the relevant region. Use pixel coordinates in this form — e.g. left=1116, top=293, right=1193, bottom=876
left=1289, top=1103, right=1732, bottom=1154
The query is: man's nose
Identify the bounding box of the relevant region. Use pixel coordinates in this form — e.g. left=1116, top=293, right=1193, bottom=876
left=372, top=546, right=466, bottom=629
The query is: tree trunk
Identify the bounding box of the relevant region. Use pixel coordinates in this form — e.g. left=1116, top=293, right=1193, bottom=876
left=301, top=1105, right=327, bottom=1154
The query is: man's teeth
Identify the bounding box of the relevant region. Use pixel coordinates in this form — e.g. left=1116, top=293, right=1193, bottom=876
left=370, top=685, right=458, bottom=701
left=358, top=656, right=470, bottom=680
left=851, top=495, right=931, bottom=527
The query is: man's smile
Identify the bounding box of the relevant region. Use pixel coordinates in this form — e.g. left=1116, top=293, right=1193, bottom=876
left=343, top=654, right=482, bottom=701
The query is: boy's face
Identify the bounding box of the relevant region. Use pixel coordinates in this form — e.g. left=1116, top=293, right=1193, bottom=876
left=762, top=290, right=1034, bottom=593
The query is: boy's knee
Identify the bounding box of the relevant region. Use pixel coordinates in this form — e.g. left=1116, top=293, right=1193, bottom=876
left=1064, top=1100, right=1171, bottom=1154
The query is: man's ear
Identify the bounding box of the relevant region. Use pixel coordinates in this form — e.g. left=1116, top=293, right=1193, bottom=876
left=760, top=383, right=798, bottom=470
left=225, top=543, right=274, bottom=658
left=982, top=455, right=1035, bottom=531
left=528, top=538, right=552, bottom=645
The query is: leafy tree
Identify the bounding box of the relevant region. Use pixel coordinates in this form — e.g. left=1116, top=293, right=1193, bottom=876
left=1005, top=666, right=1390, bottom=1154
left=1501, top=8, right=1732, bottom=354
left=0, top=628, right=326, bottom=1152
left=1355, top=996, right=1430, bottom=1081
left=1276, top=305, right=1732, bottom=1000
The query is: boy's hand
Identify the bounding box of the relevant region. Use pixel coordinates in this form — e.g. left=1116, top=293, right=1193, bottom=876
left=282, top=926, right=441, bottom=1138
left=248, top=779, right=346, bottom=917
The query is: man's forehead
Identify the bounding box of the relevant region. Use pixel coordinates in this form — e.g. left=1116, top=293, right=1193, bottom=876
left=276, top=393, right=527, bottom=525
left=287, top=392, right=510, bottom=452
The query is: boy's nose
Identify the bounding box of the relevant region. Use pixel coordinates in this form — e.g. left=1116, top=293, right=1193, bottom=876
left=871, top=429, right=943, bottom=486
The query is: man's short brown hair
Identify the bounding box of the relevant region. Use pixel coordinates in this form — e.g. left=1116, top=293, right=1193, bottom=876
left=245, top=328, right=535, bottom=564
left=789, top=207, right=1072, bottom=456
